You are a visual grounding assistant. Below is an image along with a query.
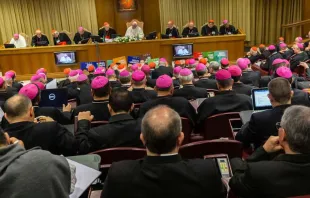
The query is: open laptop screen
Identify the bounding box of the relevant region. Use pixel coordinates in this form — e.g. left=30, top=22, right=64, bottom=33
left=252, top=88, right=272, bottom=111
left=39, top=88, right=68, bottom=108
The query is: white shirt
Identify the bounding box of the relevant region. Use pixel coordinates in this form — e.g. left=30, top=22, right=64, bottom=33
left=177, top=48, right=189, bottom=55
left=125, top=26, right=144, bottom=39
left=9, top=35, right=27, bottom=48
left=60, top=56, right=72, bottom=63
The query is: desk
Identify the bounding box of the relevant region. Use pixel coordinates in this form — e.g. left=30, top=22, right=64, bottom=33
left=0, top=34, right=246, bottom=80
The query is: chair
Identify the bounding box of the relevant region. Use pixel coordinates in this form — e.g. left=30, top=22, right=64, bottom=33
left=197, top=112, right=241, bottom=140
left=181, top=117, right=195, bottom=144
left=90, top=147, right=146, bottom=169
left=179, top=139, right=243, bottom=159
left=68, top=98, right=77, bottom=108
left=126, top=19, right=144, bottom=30
left=19, top=33, right=30, bottom=47
left=60, top=30, right=72, bottom=41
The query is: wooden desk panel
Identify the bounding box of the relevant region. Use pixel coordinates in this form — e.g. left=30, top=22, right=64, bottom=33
left=0, top=34, right=245, bottom=79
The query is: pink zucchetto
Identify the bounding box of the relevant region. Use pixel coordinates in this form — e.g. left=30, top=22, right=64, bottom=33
left=179, top=68, right=192, bottom=76
left=276, top=67, right=292, bottom=79
left=132, top=70, right=146, bottom=82
left=91, top=76, right=109, bottom=89
left=156, top=75, right=173, bottom=89
left=19, top=84, right=39, bottom=100
left=216, top=69, right=232, bottom=80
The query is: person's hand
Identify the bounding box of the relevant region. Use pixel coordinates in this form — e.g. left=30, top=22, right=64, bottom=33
left=263, top=136, right=283, bottom=153
left=63, top=103, right=72, bottom=112
left=9, top=137, right=25, bottom=148
left=299, top=62, right=309, bottom=69
left=36, top=116, right=55, bottom=123
left=78, top=111, right=94, bottom=122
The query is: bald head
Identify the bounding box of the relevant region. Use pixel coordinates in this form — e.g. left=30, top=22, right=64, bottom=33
left=141, top=105, right=182, bottom=154
left=4, top=94, right=32, bottom=122
left=35, top=30, right=42, bottom=38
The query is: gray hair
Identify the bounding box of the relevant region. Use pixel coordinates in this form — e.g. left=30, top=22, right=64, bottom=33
left=281, top=105, right=310, bottom=154
left=179, top=73, right=194, bottom=83
left=209, top=61, right=220, bottom=71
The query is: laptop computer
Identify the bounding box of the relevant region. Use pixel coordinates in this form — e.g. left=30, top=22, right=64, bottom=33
left=91, top=35, right=104, bottom=43
left=39, top=88, right=68, bottom=108
left=240, top=88, right=272, bottom=124
left=4, top=44, right=15, bottom=48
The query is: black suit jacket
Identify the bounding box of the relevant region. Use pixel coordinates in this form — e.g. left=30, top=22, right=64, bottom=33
left=67, top=82, right=80, bottom=100
left=102, top=154, right=226, bottom=198
left=292, top=89, right=310, bottom=106
left=146, top=77, right=156, bottom=88
left=76, top=114, right=143, bottom=154
left=259, top=75, right=272, bottom=88
left=197, top=91, right=252, bottom=124
left=6, top=121, right=76, bottom=156
left=129, top=88, right=157, bottom=103
left=109, top=80, right=122, bottom=89
left=240, top=70, right=261, bottom=87
left=12, top=82, right=23, bottom=92
left=261, top=52, right=283, bottom=73
left=53, top=32, right=72, bottom=45
left=290, top=52, right=309, bottom=71
left=34, top=106, right=71, bottom=125
left=73, top=31, right=92, bottom=44
left=58, top=78, right=71, bottom=88
left=77, top=83, right=92, bottom=105
left=31, top=35, right=49, bottom=46
left=229, top=147, right=310, bottom=198
left=165, top=27, right=180, bottom=38
left=201, top=25, right=219, bottom=36
left=236, top=105, right=290, bottom=148
left=152, top=66, right=173, bottom=79
left=182, top=27, right=199, bottom=37
left=280, top=49, right=294, bottom=60
left=233, top=83, right=254, bottom=96
left=98, top=28, right=117, bottom=38
left=173, top=84, right=208, bottom=100
left=194, top=78, right=218, bottom=89
left=139, top=96, right=197, bottom=124
left=219, top=25, right=237, bottom=35
left=72, top=100, right=110, bottom=122
left=245, top=54, right=260, bottom=64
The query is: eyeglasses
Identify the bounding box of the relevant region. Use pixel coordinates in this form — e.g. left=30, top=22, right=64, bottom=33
left=276, top=122, right=282, bottom=130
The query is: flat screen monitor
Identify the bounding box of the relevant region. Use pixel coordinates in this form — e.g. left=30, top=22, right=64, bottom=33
left=251, top=88, right=272, bottom=111
left=172, top=43, right=193, bottom=59
left=54, top=51, right=77, bottom=65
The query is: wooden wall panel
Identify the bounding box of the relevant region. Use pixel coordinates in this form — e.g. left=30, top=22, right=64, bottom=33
left=302, top=0, right=310, bottom=36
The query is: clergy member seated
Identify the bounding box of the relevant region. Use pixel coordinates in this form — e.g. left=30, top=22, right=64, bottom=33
left=73, top=27, right=92, bottom=44
left=72, top=76, right=111, bottom=122
left=260, top=45, right=283, bottom=73
left=119, top=70, right=132, bottom=89
left=228, top=66, right=255, bottom=96
left=129, top=70, right=157, bottom=103
left=182, top=21, right=199, bottom=37
left=279, top=43, right=293, bottom=60
left=173, top=68, right=208, bottom=100
left=245, top=47, right=260, bottom=64
left=236, top=77, right=291, bottom=149
left=4, top=70, right=23, bottom=91
left=230, top=105, right=310, bottom=198
left=52, top=30, right=72, bottom=45
left=165, top=20, right=180, bottom=38
left=106, top=69, right=122, bottom=89
left=238, top=58, right=261, bottom=87
left=139, top=75, right=197, bottom=124
left=289, top=43, right=308, bottom=72
left=98, top=22, right=117, bottom=39
left=152, top=58, right=173, bottom=79
left=194, top=63, right=218, bottom=89
left=197, top=69, right=252, bottom=124
left=102, top=105, right=226, bottom=198
left=219, top=20, right=237, bottom=35
left=201, top=19, right=219, bottom=36
left=76, top=89, right=143, bottom=154
left=9, top=33, right=26, bottom=48
left=125, top=21, right=144, bottom=40
left=31, top=29, right=49, bottom=46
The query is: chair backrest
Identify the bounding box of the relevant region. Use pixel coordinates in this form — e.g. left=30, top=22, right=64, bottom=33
left=199, top=112, right=240, bottom=140
left=201, top=23, right=208, bottom=28
left=60, top=30, right=72, bottom=41
left=90, top=147, right=146, bottom=169
left=179, top=139, right=243, bottom=159
left=181, top=117, right=194, bottom=145
left=19, top=33, right=30, bottom=47
left=68, top=98, right=77, bottom=108
left=126, top=19, right=144, bottom=30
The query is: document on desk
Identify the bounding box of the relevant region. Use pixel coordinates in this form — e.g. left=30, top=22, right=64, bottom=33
left=46, top=79, right=57, bottom=89
left=67, top=158, right=101, bottom=198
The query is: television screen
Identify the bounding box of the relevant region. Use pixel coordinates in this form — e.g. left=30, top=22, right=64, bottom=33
left=172, top=43, right=193, bottom=59
left=54, top=51, right=77, bottom=65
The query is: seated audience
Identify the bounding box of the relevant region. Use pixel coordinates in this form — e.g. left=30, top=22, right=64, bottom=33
left=194, top=63, right=218, bottom=89
left=142, top=65, right=156, bottom=88
left=238, top=58, right=261, bottom=87
left=219, top=20, right=237, bottom=35
left=201, top=19, right=219, bottom=36
left=98, top=22, right=117, bottom=39
left=0, top=130, right=71, bottom=198
left=182, top=21, right=199, bottom=37
left=172, top=66, right=181, bottom=88
left=58, top=68, right=71, bottom=88
left=173, top=68, right=208, bottom=99
left=245, top=47, right=260, bottom=64
left=259, top=58, right=286, bottom=88
left=229, top=65, right=254, bottom=96
left=220, top=58, right=230, bottom=69
left=106, top=69, right=121, bottom=88
left=66, top=70, right=80, bottom=99
left=152, top=58, right=173, bottom=79
left=87, top=65, right=95, bottom=81
left=0, top=76, right=17, bottom=101
left=77, top=74, right=92, bottom=105
left=236, top=77, right=291, bottom=148
left=119, top=70, right=132, bottom=89
left=197, top=69, right=252, bottom=123
left=5, top=70, right=23, bottom=91
left=139, top=75, right=196, bottom=124
left=279, top=43, right=293, bottom=60
left=165, top=20, right=180, bottom=38
left=102, top=106, right=226, bottom=198
left=73, top=26, right=92, bottom=44
left=289, top=43, right=308, bottom=72
left=72, top=76, right=111, bottom=122
left=128, top=70, right=157, bottom=103
left=230, top=105, right=310, bottom=198
left=208, top=61, right=221, bottom=79
left=4, top=95, right=76, bottom=156
left=76, top=89, right=143, bottom=154
left=261, top=45, right=283, bottom=73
